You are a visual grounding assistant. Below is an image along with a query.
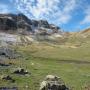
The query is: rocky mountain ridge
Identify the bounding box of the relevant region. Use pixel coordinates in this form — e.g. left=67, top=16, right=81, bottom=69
left=0, top=13, right=61, bottom=34
left=0, top=13, right=63, bottom=45
left=0, top=13, right=90, bottom=46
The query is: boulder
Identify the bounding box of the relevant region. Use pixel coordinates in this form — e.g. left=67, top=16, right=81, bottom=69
left=1, top=75, right=15, bottom=83
left=13, top=67, right=29, bottom=75
left=40, top=75, right=69, bottom=90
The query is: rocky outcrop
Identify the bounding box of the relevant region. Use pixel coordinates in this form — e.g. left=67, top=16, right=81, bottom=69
left=0, top=15, right=17, bottom=31
left=40, top=75, right=68, bottom=90
left=0, top=14, right=32, bottom=34
left=13, top=67, right=29, bottom=75
left=49, top=24, right=60, bottom=33
left=0, top=13, right=63, bottom=44
left=38, top=20, right=50, bottom=28
left=0, top=47, right=20, bottom=59
left=1, top=75, right=15, bottom=83
left=0, top=13, right=61, bottom=35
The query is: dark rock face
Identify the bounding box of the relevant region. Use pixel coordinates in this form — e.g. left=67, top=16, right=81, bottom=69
left=0, top=17, right=17, bottom=31
left=5, top=19, right=17, bottom=30
left=17, top=20, right=32, bottom=32
left=0, top=13, right=61, bottom=35
left=0, top=14, right=32, bottom=33
left=38, top=20, right=50, bottom=28
left=17, top=14, right=33, bottom=33
left=17, top=13, right=32, bottom=25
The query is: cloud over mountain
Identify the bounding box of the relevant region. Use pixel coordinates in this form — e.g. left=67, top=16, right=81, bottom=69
left=11, top=0, right=78, bottom=25
left=0, top=0, right=89, bottom=31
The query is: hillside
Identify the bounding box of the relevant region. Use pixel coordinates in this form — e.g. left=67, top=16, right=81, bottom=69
left=0, top=13, right=90, bottom=46
left=0, top=13, right=61, bottom=34
left=0, top=14, right=90, bottom=90
left=0, top=13, right=64, bottom=45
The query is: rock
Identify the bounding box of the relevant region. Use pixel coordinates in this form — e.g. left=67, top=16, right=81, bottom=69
left=0, top=13, right=32, bottom=34
left=1, top=75, right=15, bottom=83
left=0, top=13, right=63, bottom=44
left=0, top=15, right=17, bottom=31
left=38, top=20, right=49, bottom=28
left=50, top=24, right=60, bottom=30
left=32, top=20, right=39, bottom=27
left=45, top=75, right=60, bottom=81
left=0, top=47, right=20, bottom=59
left=17, top=13, right=33, bottom=34
left=13, top=67, right=29, bottom=75
left=0, top=62, right=10, bottom=66
left=40, top=75, right=68, bottom=90
left=49, top=24, right=60, bottom=33
left=0, top=14, right=61, bottom=35
left=17, top=22, right=32, bottom=35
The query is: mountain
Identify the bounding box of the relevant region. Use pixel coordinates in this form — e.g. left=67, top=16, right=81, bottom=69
left=0, top=13, right=64, bottom=45
left=63, top=28, right=90, bottom=48
left=0, top=13, right=33, bottom=34
left=0, top=13, right=90, bottom=47
left=0, top=13, right=61, bottom=34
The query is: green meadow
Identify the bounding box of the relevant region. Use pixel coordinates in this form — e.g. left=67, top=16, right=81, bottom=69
left=0, top=42, right=90, bottom=90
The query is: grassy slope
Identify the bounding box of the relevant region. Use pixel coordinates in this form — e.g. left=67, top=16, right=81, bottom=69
left=0, top=42, right=90, bottom=90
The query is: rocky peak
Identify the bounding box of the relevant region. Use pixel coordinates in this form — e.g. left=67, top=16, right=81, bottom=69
left=38, top=20, right=50, bottom=28
left=0, top=13, right=62, bottom=35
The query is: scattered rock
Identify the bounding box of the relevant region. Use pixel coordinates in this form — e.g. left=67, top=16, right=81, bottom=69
left=40, top=75, right=68, bottom=90
left=1, top=75, right=15, bottom=83
left=13, top=67, right=30, bottom=75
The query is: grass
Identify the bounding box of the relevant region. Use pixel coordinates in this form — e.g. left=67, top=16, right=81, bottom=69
left=0, top=42, right=90, bottom=90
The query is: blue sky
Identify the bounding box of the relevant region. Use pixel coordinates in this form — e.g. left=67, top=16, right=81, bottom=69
left=0, top=0, right=90, bottom=32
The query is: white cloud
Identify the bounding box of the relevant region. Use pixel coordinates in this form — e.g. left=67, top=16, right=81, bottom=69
left=11, top=0, right=78, bottom=25
left=0, top=4, right=10, bottom=14
left=52, top=0, right=77, bottom=24
left=80, top=7, right=90, bottom=24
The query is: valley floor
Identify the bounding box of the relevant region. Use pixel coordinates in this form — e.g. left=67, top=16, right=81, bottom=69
left=0, top=43, right=90, bottom=90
